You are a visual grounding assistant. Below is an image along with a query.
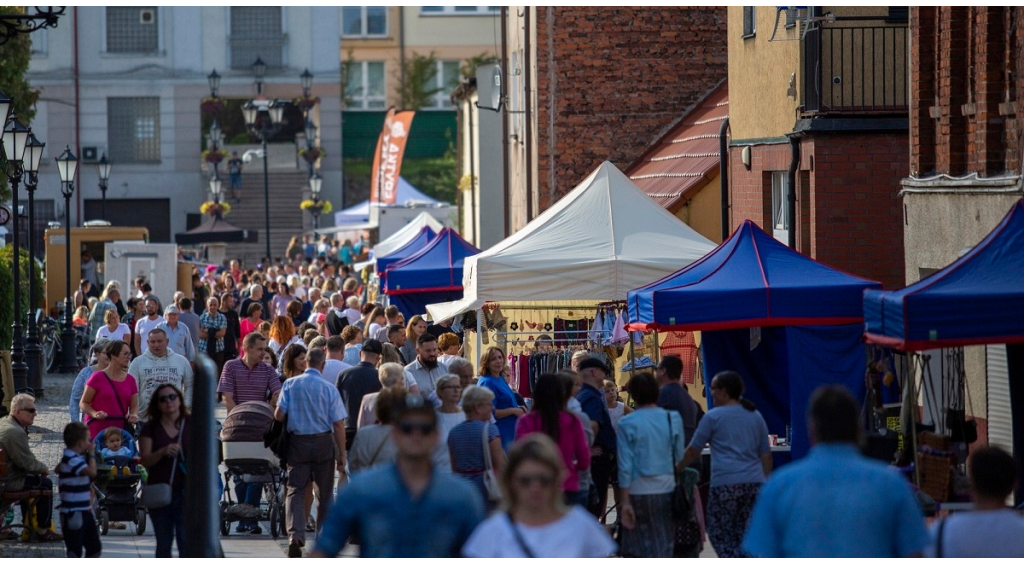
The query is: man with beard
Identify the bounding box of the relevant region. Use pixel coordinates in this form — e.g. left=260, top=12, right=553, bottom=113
left=402, top=334, right=446, bottom=401
left=134, top=296, right=165, bottom=356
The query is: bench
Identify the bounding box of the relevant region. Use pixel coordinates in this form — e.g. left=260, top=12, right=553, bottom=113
left=0, top=446, right=51, bottom=539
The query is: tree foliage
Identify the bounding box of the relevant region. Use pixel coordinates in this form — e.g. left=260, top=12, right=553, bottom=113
left=0, top=6, right=41, bottom=203
left=395, top=51, right=441, bottom=111
left=0, top=245, right=44, bottom=351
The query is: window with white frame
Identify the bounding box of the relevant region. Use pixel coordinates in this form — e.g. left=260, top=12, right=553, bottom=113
left=106, top=7, right=159, bottom=53
left=344, top=61, right=386, bottom=110
left=343, top=6, right=388, bottom=37
left=422, top=60, right=461, bottom=109
left=771, top=171, right=789, bottom=243
left=420, top=6, right=500, bottom=15
left=108, top=97, right=161, bottom=163
left=230, top=7, right=283, bottom=69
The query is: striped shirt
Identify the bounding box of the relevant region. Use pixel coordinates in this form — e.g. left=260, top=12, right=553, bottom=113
left=199, top=311, right=228, bottom=353
left=58, top=448, right=92, bottom=514
left=217, top=358, right=282, bottom=404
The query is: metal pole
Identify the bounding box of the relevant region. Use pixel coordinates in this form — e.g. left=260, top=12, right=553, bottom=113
left=100, top=184, right=106, bottom=221
left=262, top=133, right=271, bottom=260
left=25, top=178, right=43, bottom=396
left=59, top=190, right=78, bottom=373
left=183, top=354, right=224, bottom=557
left=10, top=170, right=28, bottom=391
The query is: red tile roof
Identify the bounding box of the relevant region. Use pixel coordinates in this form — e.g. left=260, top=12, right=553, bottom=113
left=627, top=83, right=728, bottom=213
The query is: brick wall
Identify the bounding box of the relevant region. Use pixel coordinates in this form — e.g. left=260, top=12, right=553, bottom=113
left=534, top=6, right=728, bottom=207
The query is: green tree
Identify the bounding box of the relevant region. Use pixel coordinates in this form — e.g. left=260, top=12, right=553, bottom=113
left=0, top=6, right=41, bottom=202
left=461, top=52, right=499, bottom=79
left=0, top=245, right=44, bottom=350
left=395, top=51, right=441, bottom=111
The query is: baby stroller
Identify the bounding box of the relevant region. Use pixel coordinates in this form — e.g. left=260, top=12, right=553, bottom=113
left=93, top=427, right=147, bottom=536
left=219, top=402, right=286, bottom=538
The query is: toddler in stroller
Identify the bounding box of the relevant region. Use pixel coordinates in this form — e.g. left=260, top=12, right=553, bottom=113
left=219, top=402, right=286, bottom=538
left=93, top=428, right=147, bottom=535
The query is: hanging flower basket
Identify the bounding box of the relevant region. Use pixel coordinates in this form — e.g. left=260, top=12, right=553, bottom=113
left=300, top=199, right=332, bottom=214
left=298, top=147, right=325, bottom=164
left=201, top=97, right=225, bottom=116
left=293, top=95, right=321, bottom=112
left=200, top=200, right=231, bottom=217
left=201, top=149, right=229, bottom=164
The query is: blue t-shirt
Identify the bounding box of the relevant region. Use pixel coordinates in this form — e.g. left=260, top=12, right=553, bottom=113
left=743, top=444, right=930, bottom=557
left=577, top=383, right=616, bottom=453
left=477, top=375, right=519, bottom=451
left=689, top=404, right=769, bottom=487
left=448, top=420, right=501, bottom=503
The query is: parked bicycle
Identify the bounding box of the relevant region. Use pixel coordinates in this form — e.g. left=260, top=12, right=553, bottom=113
left=40, top=306, right=90, bottom=372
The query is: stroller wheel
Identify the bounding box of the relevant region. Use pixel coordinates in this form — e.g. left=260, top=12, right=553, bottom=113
left=136, top=509, right=147, bottom=536
left=268, top=503, right=281, bottom=539
left=100, top=510, right=109, bottom=536
left=220, top=516, right=230, bottom=537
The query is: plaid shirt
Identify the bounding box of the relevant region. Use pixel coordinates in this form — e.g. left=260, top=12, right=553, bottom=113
left=199, top=311, right=227, bottom=353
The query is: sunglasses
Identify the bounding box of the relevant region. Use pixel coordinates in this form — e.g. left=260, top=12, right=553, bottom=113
left=158, top=393, right=179, bottom=403
left=441, top=385, right=462, bottom=391
left=396, top=421, right=436, bottom=435
left=21, top=408, right=37, bottom=414
left=514, top=473, right=556, bottom=488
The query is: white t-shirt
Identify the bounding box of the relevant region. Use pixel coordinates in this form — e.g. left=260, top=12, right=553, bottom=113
left=463, top=506, right=617, bottom=558
left=435, top=410, right=466, bottom=447
left=321, top=358, right=352, bottom=387
left=134, top=316, right=165, bottom=355
left=97, top=323, right=131, bottom=342
left=925, top=509, right=1024, bottom=557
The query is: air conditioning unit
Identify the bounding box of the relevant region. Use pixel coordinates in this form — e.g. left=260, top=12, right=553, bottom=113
left=140, top=9, right=155, bottom=24
left=81, top=146, right=104, bottom=163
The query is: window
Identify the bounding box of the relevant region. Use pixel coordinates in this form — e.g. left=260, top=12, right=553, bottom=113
left=230, top=7, right=283, bottom=70
left=771, top=171, right=789, bottom=243
left=423, top=60, right=462, bottom=109
left=742, top=6, right=756, bottom=38
left=420, top=6, right=500, bottom=15
left=343, top=6, right=388, bottom=37
left=344, top=62, right=386, bottom=110
left=108, top=97, right=161, bottom=163
left=106, top=7, right=159, bottom=53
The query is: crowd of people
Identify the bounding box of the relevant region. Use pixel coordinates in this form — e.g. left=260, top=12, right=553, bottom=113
left=2, top=250, right=1023, bottom=558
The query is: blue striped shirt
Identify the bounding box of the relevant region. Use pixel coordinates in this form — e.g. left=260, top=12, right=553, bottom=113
left=58, top=449, right=92, bottom=513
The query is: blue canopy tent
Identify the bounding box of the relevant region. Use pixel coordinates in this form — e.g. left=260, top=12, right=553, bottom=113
left=374, top=226, right=436, bottom=275
left=627, top=220, right=882, bottom=459
left=382, top=227, right=481, bottom=320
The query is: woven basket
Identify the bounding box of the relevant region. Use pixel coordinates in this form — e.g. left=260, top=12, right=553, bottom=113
left=918, top=451, right=954, bottom=502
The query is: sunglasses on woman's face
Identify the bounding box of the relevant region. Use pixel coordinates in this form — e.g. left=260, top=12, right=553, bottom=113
left=158, top=393, right=179, bottom=403
left=514, top=473, right=556, bottom=488
left=396, top=421, right=436, bottom=435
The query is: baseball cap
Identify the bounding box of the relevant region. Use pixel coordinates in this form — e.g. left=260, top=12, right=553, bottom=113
left=578, top=357, right=610, bottom=374
left=164, top=305, right=180, bottom=315
left=362, top=339, right=383, bottom=355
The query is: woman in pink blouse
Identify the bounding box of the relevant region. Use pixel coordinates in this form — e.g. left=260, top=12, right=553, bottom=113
left=79, top=340, right=140, bottom=439
left=515, top=373, right=590, bottom=506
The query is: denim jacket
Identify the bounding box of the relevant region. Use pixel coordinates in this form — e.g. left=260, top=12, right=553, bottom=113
left=616, top=407, right=684, bottom=489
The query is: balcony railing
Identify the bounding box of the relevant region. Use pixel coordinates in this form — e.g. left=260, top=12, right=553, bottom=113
left=803, top=24, right=908, bottom=115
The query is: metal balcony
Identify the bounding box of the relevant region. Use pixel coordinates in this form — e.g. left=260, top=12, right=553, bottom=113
left=803, top=24, right=908, bottom=115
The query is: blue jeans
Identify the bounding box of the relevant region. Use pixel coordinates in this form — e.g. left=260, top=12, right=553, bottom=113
left=233, top=477, right=262, bottom=528
left=149, top=490, right=185, bottom=557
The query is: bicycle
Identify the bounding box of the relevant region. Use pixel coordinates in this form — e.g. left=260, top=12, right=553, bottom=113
left=40, top=306, right=90, bottom=373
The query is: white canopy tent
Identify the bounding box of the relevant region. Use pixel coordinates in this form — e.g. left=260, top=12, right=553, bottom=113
left=352, top=211, right=444, bottom=271
left=426, top=161, right=717, bottom=322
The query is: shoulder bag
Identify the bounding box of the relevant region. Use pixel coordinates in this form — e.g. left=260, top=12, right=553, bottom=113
left=102, top=372, right=136, bottom=436
left=668, top=411, right=689, bottom=520
left=481, top=422, right=503, bottom=502
left=142, top=419, right=186, bottom=510
left=506, top=513, right=536, bottom=558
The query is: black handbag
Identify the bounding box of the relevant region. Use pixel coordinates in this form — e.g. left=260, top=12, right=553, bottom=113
left=264, top=416, right=289, bottom=466
left=668, top=412, right=689, bottom=520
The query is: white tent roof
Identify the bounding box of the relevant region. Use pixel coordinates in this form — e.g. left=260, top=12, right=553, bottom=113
left=352, top=212, right=444, bottom=271
left=427, top=161, right=716, bottom=321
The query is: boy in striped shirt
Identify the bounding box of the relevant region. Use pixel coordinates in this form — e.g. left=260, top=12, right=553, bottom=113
left=58, top=422, right=101, bottom=558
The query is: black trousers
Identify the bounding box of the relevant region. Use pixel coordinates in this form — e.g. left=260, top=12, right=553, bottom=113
left=587, top=452, right=615, bottom=519
left=60, top=511, right=102, bottom=557
left=19, top=475, right=53, bottom=531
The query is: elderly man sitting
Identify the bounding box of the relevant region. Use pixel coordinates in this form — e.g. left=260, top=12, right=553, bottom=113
left=0, top=394, right=62, bottom=541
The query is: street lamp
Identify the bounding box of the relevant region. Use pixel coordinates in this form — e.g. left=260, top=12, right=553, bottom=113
left=300, top=68, right=313, bottom=98
left=22, top=133, right=44, bottom=394
left=243, top=95, right=285, bottom=260
left=308, top=173, right=323, bottom=231
left=1, top=110, right=30, bottom=391
left=96, top=153, right=111, bottom=220
left=207, top=69, right=221, bottom=98
left=252, top=56, right=266, bottom=96
left=55, top=146, right=78, bottom=374
left=209, top=175, right=223, bottom=204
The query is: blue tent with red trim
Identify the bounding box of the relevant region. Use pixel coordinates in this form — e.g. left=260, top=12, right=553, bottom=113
left=381, top=227, right=480, bottom=320
left=374, top=226, right=436, bottom=275
left=626, top=220, right=881, bottom=459
left=864, top=199, right=1024, bottom=351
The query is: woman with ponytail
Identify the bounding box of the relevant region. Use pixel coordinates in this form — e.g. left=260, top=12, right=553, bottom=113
left=679, top=371, right=771, bottom=558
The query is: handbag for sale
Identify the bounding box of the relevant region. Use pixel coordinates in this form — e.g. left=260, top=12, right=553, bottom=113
left=142, top=420, right=185, bottom=510
left=481, top=423, right=503, bottom=502
left=668, top=412, right=689, bottom=520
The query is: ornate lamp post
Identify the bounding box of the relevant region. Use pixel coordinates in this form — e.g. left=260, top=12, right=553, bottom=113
left=252, top=56, right=267, bottom=96
left=22, top=133, right=44, bottom=393
left=242, top=94, right=285, bottom=260
left=96, top=153, right=111, bottom=220
left=56, top=146, right=78, bottom=374
left=1, top=108, right=30, bottom=391
left=300, top=68, right=313, bottom=98
left=207, top=69, right=221, bottom=98
left=209, top=175, right=223, bottom=205
left=308, top=173, right=323, bottom=230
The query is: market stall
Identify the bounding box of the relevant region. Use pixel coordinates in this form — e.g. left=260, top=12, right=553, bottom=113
left=374, top=226, right=436, bottom=275
left=382, top=227, right=480, bottom=321
left=627, top=220, right=882, bottom=459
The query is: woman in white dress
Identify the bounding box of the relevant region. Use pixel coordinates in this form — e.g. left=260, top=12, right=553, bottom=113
left=96, top=309, right=131, bottom=345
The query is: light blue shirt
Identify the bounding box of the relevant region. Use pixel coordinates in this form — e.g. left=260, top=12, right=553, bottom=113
left=69, top=366, right=94, bottom=422
left=277, top=368, right=347, bottom=435
left=689, top=404, right=770, bottom=487
left=343, top=344, right=362, bottom=366
left=743, top=443, right=930, bottom=557
left=314, top=462, right=484, bottom=558
left=155, top=321, right=195, bottom=361
left=617, top=407, right=684, bottom=489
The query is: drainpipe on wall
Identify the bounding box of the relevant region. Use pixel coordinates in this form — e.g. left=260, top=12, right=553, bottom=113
left=500, top=7, right=510, bottom=237
left=73, top=7, right=81, bottom=226
left=524, top=7, right=533, bottom=224
left=398, top=8, right=405, bottom=103
left=718, top=116, right=730, bottom=241
left=788, top=135, right=800, bottom=250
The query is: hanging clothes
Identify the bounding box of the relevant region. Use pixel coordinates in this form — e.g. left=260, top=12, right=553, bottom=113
left=590, top=309, right=604, bottom=345
left=610, top=309, right=629, bottom=344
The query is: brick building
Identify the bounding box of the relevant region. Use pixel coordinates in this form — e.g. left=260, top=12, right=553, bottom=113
left=903, top=7, right=1024, bottom=452
left=725, top=6, right=909, bottom=290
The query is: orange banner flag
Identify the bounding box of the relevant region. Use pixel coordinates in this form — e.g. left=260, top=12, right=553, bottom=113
left=370, top=108, right=415, bottom=205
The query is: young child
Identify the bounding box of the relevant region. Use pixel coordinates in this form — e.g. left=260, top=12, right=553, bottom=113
left=98, top=430, right=132, bottom=460
left=59, top=422, right=101, bottom=558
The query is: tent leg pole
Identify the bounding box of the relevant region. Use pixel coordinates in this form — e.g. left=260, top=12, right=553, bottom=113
left=628, top=332, right=636, bottom=382
left=476, top=308, right=483, bottom=371
left=910, top=353, right=921, bottom=488
left=653, top=329, right=660, bottom=364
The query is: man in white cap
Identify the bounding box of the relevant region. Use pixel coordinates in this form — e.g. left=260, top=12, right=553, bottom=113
left=155, top=305, right=195, bottom=361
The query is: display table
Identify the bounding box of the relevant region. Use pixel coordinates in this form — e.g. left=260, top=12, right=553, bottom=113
left=701, top=445, right=792, bottom=456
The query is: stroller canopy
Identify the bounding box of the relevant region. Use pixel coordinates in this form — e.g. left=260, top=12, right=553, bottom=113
left=221, top=401, right=276, bottom=442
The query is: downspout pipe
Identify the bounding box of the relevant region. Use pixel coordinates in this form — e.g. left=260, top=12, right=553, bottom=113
left=500, top=7, right=510, bottom=237
left=524, top=8, right=533, bottom=223
left=73, top=7, right=81, bottom=226
left=788, top=135, right=800, bottom=250
left=718, top=116, right=730, bottom=241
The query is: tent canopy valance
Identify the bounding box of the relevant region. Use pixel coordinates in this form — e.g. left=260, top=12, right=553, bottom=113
left=383, top=227, right=480, bottom=295
left=426, top=161, right=716, bottom=322
left=864, top=199, right=1024, bottom=351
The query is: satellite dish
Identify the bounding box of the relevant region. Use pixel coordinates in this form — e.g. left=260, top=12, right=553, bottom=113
left=489, top=66, right=502, bottom=110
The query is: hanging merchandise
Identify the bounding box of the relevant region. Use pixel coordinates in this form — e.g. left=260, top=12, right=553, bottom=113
left=661, top=331, right=699, bottom=385
left=590, top=309, right=605, bottom=345
left=621, top=356, right=655, bottom=371
left=610, top=308, right=629, bottom=344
